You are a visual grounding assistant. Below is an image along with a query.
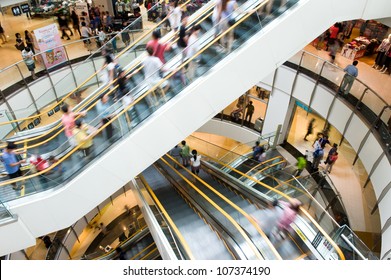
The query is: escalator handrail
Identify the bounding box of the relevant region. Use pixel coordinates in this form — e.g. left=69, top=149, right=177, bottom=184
left=140, top=174, right=195, bottom=260
left=160, top=156, right=265, bottom=260
left=165, top=154, right=282, bottom=260
left=201, top=152, right=346, bottom=260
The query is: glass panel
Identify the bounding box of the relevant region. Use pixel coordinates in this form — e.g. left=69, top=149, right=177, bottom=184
left=0, top=65, right=24, bottom=92
left=360, top=88, right=387, bottom=125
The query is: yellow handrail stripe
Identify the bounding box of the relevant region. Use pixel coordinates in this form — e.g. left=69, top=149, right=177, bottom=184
left=164, top=154, right=282, bottom=259
left=160, top=156, right=264, bottom=260
left=140, top=174, right=195, bottom=260
left=244, top=156, right=284, bottom=175
left=201, top=152, right=346, bottom=260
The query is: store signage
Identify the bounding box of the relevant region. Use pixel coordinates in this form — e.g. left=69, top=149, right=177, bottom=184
left=11, top=6, right=22, bottom=16
left=34, top=24, right=67, bottom=69
left=70, top=2, right=89, bottom=19
left=20, top=4, right=30, bottom=13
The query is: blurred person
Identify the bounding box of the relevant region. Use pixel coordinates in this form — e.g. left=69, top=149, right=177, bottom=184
left=218, top=0, right=238, bottom=53
left=1, top=142, right=26, bottom=190
left=311, top=138, right=324, bottom=171
left=252, top=141, right=264, bottom=161
left=304, top=118, right=315, bottom=141
left=273, top=199, right=301, bottom=240
left=325, top=152, right=338, bottom=174
left=24, top=30, right=35, bottom=54
left=80, top=21, right=92, bottom=49
left=73, top=118, right=94, bottom=157
left=0, top=22, right=7, bottom=44
left=177, top=16, right=189, bottom=61
left=21, top=46, right=37, bottom=79
left=142, top=46, right=170, bottom=106
left=185, top=25, right=202, bottom=82
left=97, top=27, right=106, bottom=48
left=295, top=156, right=307, bottom=176
left=264, top=0, right=287, bottom=15
left=58, top=13, right=73, bottom=40
left=71, top=10, right=81, bottom=37
left=146, top=30, right=171, bottom=64
left=324, top=143, right=338, bottom=164
left=101, top=54, right=117, bottom=85
left=120, top=22, right=131, bottom=46
left=168, top=1, right=182, bottom=32
left=61, top=103, right=87, bottom=146
left=96, top=93, right=114, bottom=141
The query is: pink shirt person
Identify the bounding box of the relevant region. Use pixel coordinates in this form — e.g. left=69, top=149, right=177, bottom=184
left=60, top=103, right=87, bottom=141
left=277, top=199, right=301, bottom=231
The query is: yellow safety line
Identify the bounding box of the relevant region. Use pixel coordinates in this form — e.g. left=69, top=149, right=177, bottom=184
left=160, top=156, right=266, bottom=260
left=130, top=242, right=155, bottom=260
left=199, top=152, right=346, bottom=260
left=164, top=153, right=282, bottom=259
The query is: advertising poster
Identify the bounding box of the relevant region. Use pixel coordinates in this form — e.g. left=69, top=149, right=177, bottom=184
left=70, top=1, right=89, bottom=19
left=34, top=24, right=67, bottom=69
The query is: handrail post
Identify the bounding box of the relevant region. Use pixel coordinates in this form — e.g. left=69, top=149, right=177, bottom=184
left=0, top=89, right=21, bottom=131
left=15, top=64, right=39, bottom=114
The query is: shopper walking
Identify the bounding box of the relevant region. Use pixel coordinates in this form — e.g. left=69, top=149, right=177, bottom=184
left=219, top=0, right=237, bottom=53
left=168, top=1, right=182, bottom=32
left=58, top=13, right=73, bottom=40
left=21, top=46, right=37, bottom=80
left=311, top=139, right=324, bottom=172
left=325, top=152, right=338, bottom=174
left=142, top=46, right=170, bottom=106
left=1, top=142, right=26, bottom=190
left=80, top=21, right=92, bottom=49
left=146, top=30, right=170, bottom=63
left=324, top=143, right=338, bottom=165
left=190, top=149, right=202, bottom=176
left=273, top=199, right=301, bottom=240
left=15, top=33, right=25, bottom=51
left=180, top=140, right=191, bottom=167
left=24, top=30, right=35, bottom=54
left=339, top=60, right=358, bottom=96
left=185, top=25, right=202, bottom=82
left=295, top=156, right=307, bottom=176
left=96, top=93, right=114, bottom=141
left=304, top=118, right=315, bottom=141
left=73, top=118, right=94, bottom=158
left=71, top=10, right=81, bottom=37
left=245, top=101, right=255, bottom=123
left=61, top=103, right=87, bottom=146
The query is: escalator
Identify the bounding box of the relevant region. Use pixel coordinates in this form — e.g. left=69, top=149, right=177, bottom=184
left=159, top=153, right=314, bottom=259
left=92, top=227, right=160, bottom=260
left=1, top=0, right=386, bottom=255
left=139, top=164, right=236, bottom=259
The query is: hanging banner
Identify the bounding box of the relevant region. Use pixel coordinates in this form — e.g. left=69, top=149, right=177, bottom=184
left=34, top=24, right=67, bottom=69
left=70, top=1, right=89, bottom=19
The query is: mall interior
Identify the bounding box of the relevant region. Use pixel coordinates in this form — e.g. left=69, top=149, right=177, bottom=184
left=0, top=0, right=391, bottom=261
